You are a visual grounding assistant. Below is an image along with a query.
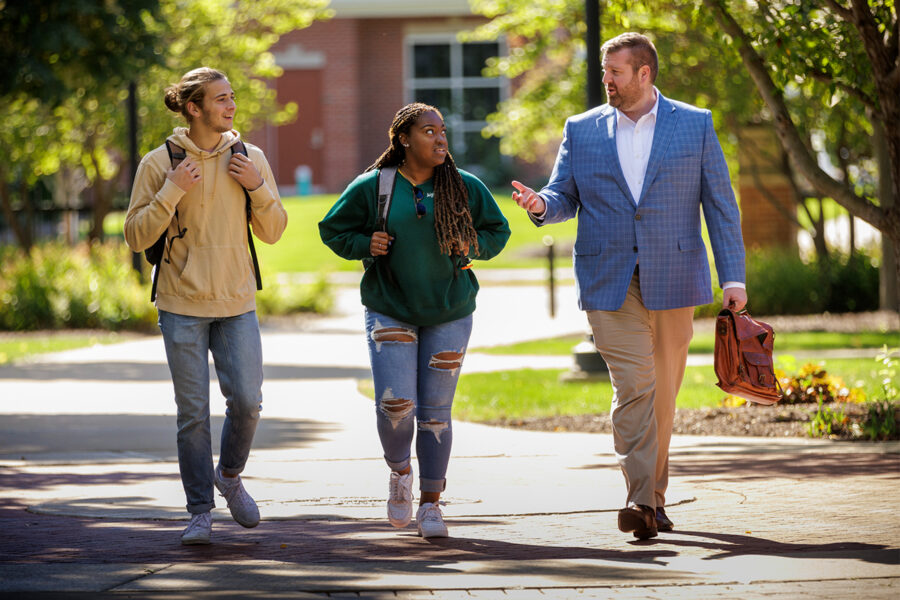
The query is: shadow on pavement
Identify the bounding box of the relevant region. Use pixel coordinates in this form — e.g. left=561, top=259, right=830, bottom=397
left=0, top=362, right=372, bottom=382
left=0, top=415, right=340, bottom=459
left=577, top=453, right=900, bottom=479
left=671, top=453, right=900, bottom=480
left=0, top=468, right=178, bottom=492
left=658, top=530, right=898, bottom=564
left=0, top=501, right=679, bottom=574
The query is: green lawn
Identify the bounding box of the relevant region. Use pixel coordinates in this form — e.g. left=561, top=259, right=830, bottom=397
left=105, top=193, right=579, bottom=274
left=472, top=330, right=900, bottom=356
left=0, top=332, right=141, bottom=365
left=452, top=356, right=895, bottom=422
left=253, top=194, right=580, bottom=272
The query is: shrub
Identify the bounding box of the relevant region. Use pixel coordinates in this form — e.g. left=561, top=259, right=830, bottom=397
left=0, top=242, right=335, bottom=331
left=0, top=242, right=157, bottom=331
left=860, top=347, right=899, bottom=441
left=825, top=252, right=880, bottom=313
left=807, top=400, right=849, bottom=438
left=695, top=247, right=880, bottom=317
left=256, top=274, right=334, bottom=317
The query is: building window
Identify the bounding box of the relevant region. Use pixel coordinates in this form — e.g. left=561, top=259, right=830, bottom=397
left=406, top=35, right=508, bottom=185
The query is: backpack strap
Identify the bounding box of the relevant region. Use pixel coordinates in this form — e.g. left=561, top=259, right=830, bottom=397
left=361, top=167, right=398, bottom=284
left=375, top=167, right=397, bottom=232
left=147, top=141, right=187, bottom=302
left=165, top=140, right=186, bottom=168
left=231, top=140, right=263, bottom=291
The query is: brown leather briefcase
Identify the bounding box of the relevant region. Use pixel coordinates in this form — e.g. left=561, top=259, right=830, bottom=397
left=714, top=308, right=783, bottom=405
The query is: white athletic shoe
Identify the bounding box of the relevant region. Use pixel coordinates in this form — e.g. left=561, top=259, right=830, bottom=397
left=387, top=469, right=414, bottom=528
left=416, top=502, right=448, bottom=538
left=214, top=467, right=260, bottom=528
left=181, top=511, right=212, bottom=545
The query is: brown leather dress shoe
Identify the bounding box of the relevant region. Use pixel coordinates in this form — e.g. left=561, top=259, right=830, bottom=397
left=617, top=505, right=658, bottom=540
left=656, top=507, right=674, bottom=532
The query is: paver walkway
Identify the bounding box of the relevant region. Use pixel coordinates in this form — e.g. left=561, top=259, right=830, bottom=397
left=1, top=284, right=898, bottom=598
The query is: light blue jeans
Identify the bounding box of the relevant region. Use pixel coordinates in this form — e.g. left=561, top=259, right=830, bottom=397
left=365, top=309, right=473, bottom=493
left=158, top=309, right=263, bottom=514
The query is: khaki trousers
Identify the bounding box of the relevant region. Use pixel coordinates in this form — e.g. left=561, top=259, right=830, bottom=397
left=587, top=273, right=694, bottom=508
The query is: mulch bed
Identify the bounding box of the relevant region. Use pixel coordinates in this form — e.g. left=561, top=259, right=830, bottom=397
left=487, top=310, right=900, bottom=441
left=484, top=401, right=898, bottom=440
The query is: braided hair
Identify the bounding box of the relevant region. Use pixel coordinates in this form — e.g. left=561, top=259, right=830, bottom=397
left=367, top=103, right=479, bottom=256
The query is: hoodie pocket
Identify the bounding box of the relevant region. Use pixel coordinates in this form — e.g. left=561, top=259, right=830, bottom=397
left=176, top=245, right=254, bottom=301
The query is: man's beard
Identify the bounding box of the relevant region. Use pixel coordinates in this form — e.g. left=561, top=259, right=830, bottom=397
left=201, top=111, right=231, bottom=133
left=606, top=77, right=641, bottom=110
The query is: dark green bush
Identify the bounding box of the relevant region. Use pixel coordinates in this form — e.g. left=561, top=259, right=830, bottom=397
left=695, top=247, right=879, bottom=317
left=825, top=252, right=880, bottom=313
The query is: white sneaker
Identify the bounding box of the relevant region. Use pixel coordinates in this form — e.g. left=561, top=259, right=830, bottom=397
left=387, top=469, right=414, bottom=528
left=181, top=511, right=212, bottom=545
left=215, top=466, right=260, bottom=528
left=416, top=502, right=448, bottom=538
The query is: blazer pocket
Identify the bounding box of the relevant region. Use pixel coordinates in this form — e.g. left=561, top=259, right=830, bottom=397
left=678, top=236, right=705, bottom=252
left=573, top=240, right=602, bottom=256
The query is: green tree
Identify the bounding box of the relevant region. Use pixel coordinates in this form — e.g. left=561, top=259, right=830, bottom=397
left=464, top=1, right=761, bottom=169
left=0, top=0, right=162, bottom=105
left=0, top=0, right=331, bottom=249
left=0, top=0, right=163, bottom=250
left=703, top=0, right=899, bottom=308
left=467, top=0, right=893, bottom=301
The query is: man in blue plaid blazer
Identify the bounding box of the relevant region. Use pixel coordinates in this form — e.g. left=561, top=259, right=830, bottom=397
left=513, top=32, right=747, bottom=540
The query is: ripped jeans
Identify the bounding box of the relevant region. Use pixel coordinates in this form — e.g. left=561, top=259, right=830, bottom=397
left=365, top=309, right=473, bottom=493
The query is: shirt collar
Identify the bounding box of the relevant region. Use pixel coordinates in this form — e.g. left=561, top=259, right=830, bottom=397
left=615, top=87, right=660, bottom=128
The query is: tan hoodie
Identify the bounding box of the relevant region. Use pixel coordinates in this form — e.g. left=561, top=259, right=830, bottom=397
left=124, top=128, right=287, bottom=317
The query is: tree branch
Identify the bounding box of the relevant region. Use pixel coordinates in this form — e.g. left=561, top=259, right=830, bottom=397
left=823, top=0, right=853, bottom=22
left=808, top=67, right=876, bottom=110
left=704, top=0, right=886, bottom=232
left=850, top=0, right=893, bottom=79
left=888, top=13, right=900, bottom=87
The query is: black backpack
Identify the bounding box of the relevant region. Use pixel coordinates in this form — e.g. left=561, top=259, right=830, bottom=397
left=361, top=166, right=397, bottom=272
left=145, top=139, right=262, bottom=301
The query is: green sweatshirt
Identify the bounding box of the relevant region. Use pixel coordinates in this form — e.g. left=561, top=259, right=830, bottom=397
left=319, top=168, right=510, bottom=326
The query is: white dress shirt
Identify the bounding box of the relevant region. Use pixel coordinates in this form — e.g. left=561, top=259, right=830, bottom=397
left=615, top=90, right=659, bottom=205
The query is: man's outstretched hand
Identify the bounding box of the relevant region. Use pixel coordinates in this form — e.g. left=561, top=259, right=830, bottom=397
left=511, top=180, right=546, bottom=215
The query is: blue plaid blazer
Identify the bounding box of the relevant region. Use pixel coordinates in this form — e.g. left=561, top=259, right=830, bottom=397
left=537, top=94, right=746, bottom=311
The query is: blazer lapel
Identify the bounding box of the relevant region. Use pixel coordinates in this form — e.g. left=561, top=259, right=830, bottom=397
left=595, top=108, right=634, bottom=204
left=638, top=94, right=678, bottom=204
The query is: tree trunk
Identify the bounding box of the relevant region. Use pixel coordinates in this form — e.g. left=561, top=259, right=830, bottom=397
left=874, top=120, right=898, bottom=311
left=0, top=176, right=32, bottom=252
left=88, top=179, right=111, bottom=243
left=810, top=199, right=829, bottom=261
left=86, top=143, right=112, bottom=243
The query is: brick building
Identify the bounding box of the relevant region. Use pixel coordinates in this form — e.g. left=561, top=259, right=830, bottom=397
left=253, top=0, right=510, bottom=195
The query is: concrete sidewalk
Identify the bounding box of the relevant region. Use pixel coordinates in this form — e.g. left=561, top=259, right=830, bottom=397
left=1, top=284, right=898, bottom=598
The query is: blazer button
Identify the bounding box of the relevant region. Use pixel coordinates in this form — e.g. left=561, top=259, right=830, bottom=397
left=633, top=246, right=638, bottom=252
left=635, top=214, right=642, bottom=220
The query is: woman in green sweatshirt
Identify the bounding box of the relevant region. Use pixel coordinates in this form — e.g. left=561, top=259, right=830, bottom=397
left=319, top=103, right=510, bottom=538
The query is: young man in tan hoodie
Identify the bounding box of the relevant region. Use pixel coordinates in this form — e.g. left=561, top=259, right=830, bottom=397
left=124, top=67, right=287, bottom=545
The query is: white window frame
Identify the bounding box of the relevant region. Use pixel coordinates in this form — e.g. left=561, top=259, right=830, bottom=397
left=404, top=33, right=508, bottom=165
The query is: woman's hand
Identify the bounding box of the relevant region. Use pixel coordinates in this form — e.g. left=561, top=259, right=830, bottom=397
left=453, top=241, right=470, bottom=256
left=370, top=231, right=394, bottom=256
